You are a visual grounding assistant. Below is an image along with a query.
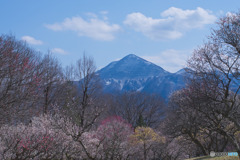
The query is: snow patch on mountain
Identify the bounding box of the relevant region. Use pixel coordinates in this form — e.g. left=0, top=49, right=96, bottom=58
left=97, top=54, right=187, bottom=99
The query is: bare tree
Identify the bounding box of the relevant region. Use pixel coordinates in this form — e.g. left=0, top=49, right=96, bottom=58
left=55, top=54, right=104, bottom=159
left=184, top=11, right=240, bottom=155
left=108, top=92, right=165, bottom=128
left=162, top=11, right=240, bottom=158
left=0, top=35, right=42, bottom=125
left=37, top=52, right=65, bottom=114
left=164, top=88, right=230, bottom=157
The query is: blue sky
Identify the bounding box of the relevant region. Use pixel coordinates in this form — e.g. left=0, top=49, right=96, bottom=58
left=1, top=0, right=239, bottom=72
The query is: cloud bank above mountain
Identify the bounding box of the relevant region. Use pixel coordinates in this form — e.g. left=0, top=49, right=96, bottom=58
left=45, top=7, right=216, bottom=41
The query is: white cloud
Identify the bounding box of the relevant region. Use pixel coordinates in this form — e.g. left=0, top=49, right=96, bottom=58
left=51, top=48, right=68, bottom=55
left=100, top=11, right=108, bottom=15
left=21, top=36, right=43, bottom=45
left=124, top=7, right=217, bottom=40
left=100, top=11, right=109, bottom=21
left=45, top=14, right=121, bottom=41
left=85, top=12, right=98, bottom=18
left=141, top=49, right=192, bottom=72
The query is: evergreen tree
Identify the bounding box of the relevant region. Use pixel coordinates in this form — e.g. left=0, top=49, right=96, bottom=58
left=136, top=114, right=146, bottom=127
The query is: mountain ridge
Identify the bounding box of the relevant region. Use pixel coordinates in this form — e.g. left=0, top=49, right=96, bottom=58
left=97, top=54, right=187, bottom=99
left=98, top=54, right=169, bottom=79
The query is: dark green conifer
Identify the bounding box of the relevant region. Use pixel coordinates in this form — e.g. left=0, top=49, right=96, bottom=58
left=136, top=114, right=146, bottom=127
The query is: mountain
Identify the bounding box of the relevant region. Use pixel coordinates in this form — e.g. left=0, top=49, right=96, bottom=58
left=98, top=54, right=169, bottom=79
left=97, top=54, right=187, bottom=99
left=141, top=71, right=186, bottom=99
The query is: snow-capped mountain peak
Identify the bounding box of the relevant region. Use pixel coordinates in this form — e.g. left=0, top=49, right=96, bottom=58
left=98, top=54, right=169, bottom=79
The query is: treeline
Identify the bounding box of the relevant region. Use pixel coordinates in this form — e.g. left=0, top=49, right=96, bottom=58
left=0, top=11, right=240, bottom=160
left=164, top=11, right=240, bottom=158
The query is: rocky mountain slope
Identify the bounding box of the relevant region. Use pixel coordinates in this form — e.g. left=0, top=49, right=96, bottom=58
left=97, top=54, right=187, bottom=99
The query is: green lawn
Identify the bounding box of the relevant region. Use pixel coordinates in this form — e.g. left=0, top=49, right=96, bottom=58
left=186, top=156, right=239, bottom=160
